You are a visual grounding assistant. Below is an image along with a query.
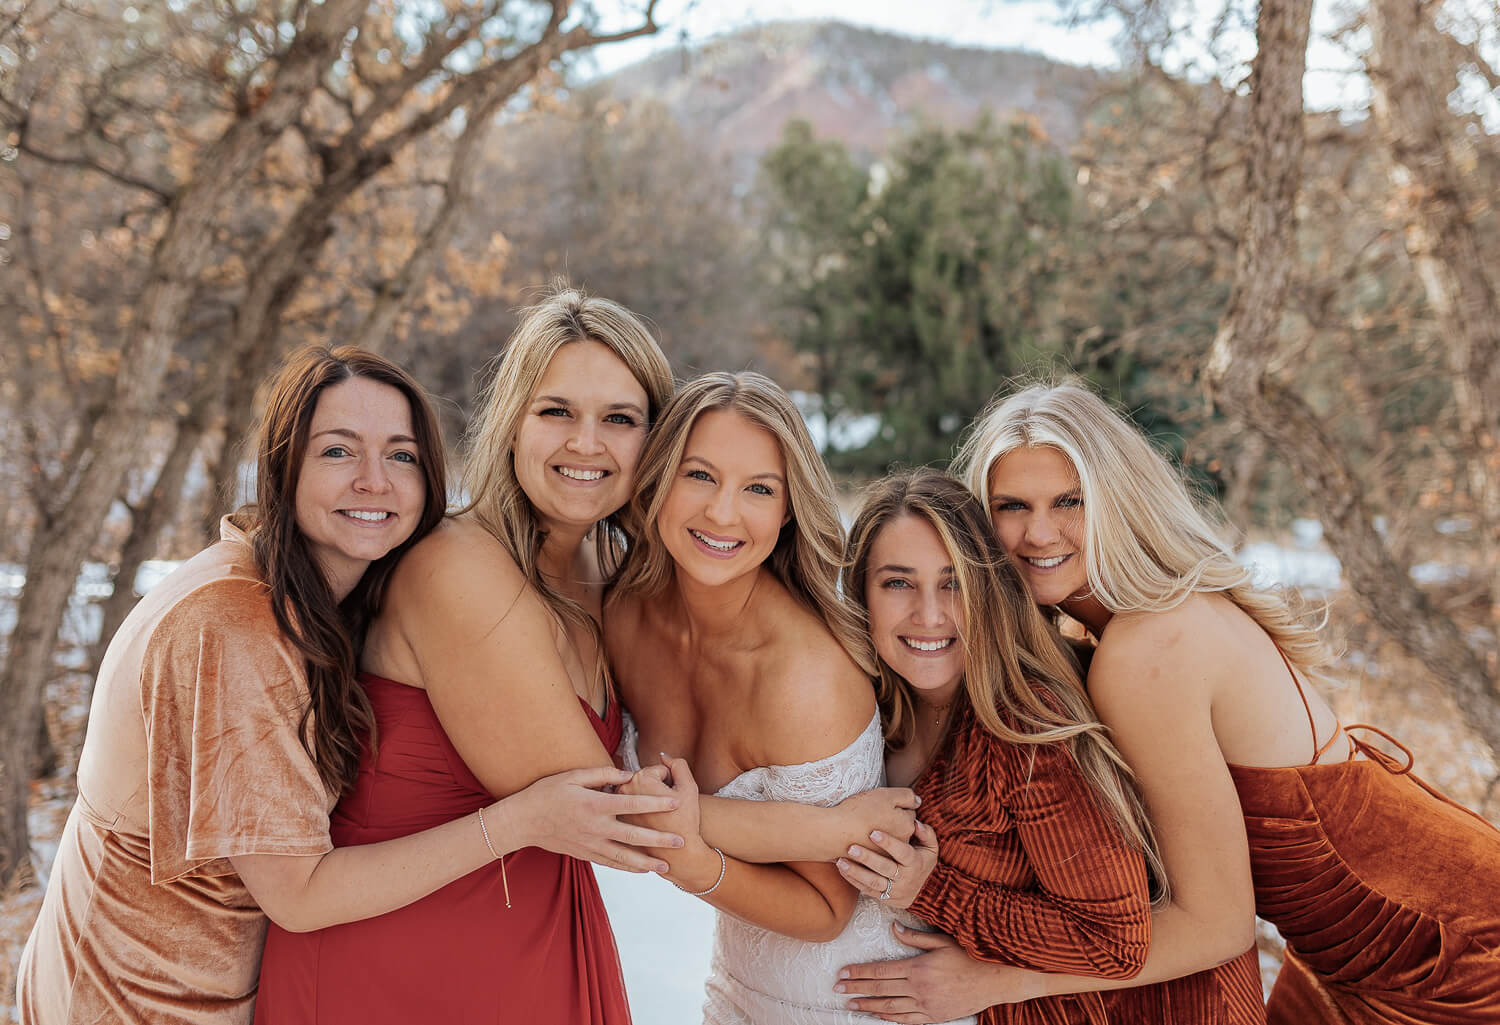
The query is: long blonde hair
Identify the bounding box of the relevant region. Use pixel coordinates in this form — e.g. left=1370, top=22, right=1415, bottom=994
left=609, top=371, right=874, bottom=675
left=459, top=282, right=674, bottom=641
left=953, top=379, right=1330, bottom=679
left=846, top=468, right=1167, bottom=902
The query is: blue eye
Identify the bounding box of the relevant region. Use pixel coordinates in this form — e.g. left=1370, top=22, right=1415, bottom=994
left=993, top=500, right=1025, bottom=513
left=881, top=578, right=912, bottom=589
left=540, top=407, right=570, bottom=418
left=748, top=483, right=775, bottom=497
left=942, top=578, right=960, bottom=591
left=604, top=413, right=639, bottom=427
left=1057, top=495, right=1082, bottom=509
left=322, top=446, right=351, bottom=458
left=686, top=469, right=713, bottom=483
left=392, top=451, right=419, bottom=464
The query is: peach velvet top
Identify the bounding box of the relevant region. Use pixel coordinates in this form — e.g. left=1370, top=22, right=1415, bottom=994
left=18, top=519, right=334, bottom=1025
left=909, top=699, right=1152, bottom=1025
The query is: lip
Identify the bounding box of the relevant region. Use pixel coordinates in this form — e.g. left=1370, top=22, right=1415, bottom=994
left=898, top=635, right=958, bottom=656
left=553, top=464, right=611, bottom=486
left=336, top=509, right=397, bottom=526
left=688, top=527, right=745, bottom=559
left=1019, top=552, right=1074, bottom=572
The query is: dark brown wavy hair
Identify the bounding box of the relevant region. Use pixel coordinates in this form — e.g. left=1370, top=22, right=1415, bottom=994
left=237, top=345, right=447, bottom=798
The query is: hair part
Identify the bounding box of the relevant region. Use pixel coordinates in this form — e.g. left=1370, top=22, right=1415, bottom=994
left=238, top=344, right=447, bottom=798
left=457, top=281, right=674, bottom=664
left=609, top=371, right=874, bottom=675
left=952, top=378, right=1330, bottom=681
left=846, top=468, right=1168, bottom=904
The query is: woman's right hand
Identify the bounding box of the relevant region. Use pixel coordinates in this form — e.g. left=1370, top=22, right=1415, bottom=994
left=829, top=788, right=920, bottom=857
left=495, top=765, right=685, bottom=873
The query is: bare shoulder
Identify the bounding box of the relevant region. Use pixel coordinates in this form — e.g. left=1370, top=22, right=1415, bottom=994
left=750, top=608, right=876, bottom=766
left=1089, top=596, right=1227, bottom=712
left=390, top=516, right=527, bottom=606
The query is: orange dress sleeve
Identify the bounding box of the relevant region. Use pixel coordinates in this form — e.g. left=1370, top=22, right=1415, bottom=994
left=908, top=718, right=1151, bottom=979
left=141, top=577, right=333, bottom=884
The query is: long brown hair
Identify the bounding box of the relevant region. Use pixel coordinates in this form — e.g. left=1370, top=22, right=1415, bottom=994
left=846, top=468, right=1167, bottom=902
left=239, top=345, right=447, bottom=797
left=609, top=371, right=874, bottom=675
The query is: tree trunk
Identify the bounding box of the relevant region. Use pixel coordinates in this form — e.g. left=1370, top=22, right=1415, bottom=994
left=1367, top=0, right=1500, bottom=624
left=1205, top=0, right=1500, bottom=756
left=0, top=0, right=366, bottom=889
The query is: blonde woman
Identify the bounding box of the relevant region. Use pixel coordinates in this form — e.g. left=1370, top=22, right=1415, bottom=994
left=605, top=373, right=965, bottom=1024
left=255, top=286, right=685, bottom=1025
left=833, top=468, right=1164, bottom=1025
left=857, top=379, right=1500, bottom=1025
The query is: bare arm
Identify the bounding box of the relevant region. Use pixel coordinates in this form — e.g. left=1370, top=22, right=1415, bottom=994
left=233, top=765, right=680, bottom=933
left=698, top=788, right=919, bottom=864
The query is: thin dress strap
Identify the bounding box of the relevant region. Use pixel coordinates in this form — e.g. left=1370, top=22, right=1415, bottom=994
left=1273, top=645, right=1342, bottom=764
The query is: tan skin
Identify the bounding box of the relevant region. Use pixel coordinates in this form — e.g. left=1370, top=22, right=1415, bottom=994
left=607, top=409, right=878, bottom=943
left=840, top=444, right=1352, bottom=1022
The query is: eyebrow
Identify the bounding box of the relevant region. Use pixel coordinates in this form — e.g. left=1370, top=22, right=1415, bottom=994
left=991, top=488, right=1080, bottom=502
left=873, top=563, right=955, bottom=575
left=311, top=428, right=417, bottom=445
left=680, top=454, right=785, bottom=483
left=533, top=395, right=647, bottom=417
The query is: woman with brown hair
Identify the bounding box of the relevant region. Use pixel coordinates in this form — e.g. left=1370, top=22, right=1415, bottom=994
left=254, top=285, right=688, bottom=1024
left=832, top=468, right=1161, bottom=1025
left=18, top=345, right=666, bottom=1025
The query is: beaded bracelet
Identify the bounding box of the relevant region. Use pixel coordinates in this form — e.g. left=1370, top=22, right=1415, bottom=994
left=672, top=845, right=727, bottom=896
left=477, top=806, right=512, bottom=908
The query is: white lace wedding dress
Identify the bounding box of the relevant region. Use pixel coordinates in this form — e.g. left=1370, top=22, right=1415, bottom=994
left=620, top=710, right=977, bottom=1025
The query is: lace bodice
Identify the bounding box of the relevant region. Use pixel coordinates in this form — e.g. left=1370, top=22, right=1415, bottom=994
left=618, top=710, right=976, bottom=1025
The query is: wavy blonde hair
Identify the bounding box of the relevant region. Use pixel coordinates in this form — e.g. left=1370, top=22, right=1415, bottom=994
left=609, top=371, right=874, bottom=675
left=846, top=468, right=1167, bottom=903
left=952, top=379, right=1330, bottom=679
left=459, top=282, right=674, bottom=642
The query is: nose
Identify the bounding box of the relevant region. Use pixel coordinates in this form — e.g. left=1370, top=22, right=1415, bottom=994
left=1023, top=510, right=1058, bottom=548
left=566, top=418, right=605, bottom=456
left=913, top=586, right=948, bottom=628
left=354, top=454, right=393, bottom=494
left=704, top=485, right=737, bottom=527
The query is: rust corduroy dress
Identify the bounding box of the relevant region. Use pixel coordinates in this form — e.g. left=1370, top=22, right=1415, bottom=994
left=908, top=700, right=1152, bottom=1025
left=1228, top=656, right=1500, bottom=1025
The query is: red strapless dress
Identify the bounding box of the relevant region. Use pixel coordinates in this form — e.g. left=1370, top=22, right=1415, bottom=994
left=254, top=674, right=631, bottom=1024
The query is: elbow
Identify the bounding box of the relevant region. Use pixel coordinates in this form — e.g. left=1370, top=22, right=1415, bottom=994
left=262, top=904, right=334, bottom=934
left=1210, top=915, right=1258, bottom=966
left=790, top=899, right=856, bottom=944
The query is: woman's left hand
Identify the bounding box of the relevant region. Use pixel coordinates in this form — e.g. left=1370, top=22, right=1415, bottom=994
left=837, top=923, right=1045, bottom=1022
left=836, top=820, right=938, bottom=910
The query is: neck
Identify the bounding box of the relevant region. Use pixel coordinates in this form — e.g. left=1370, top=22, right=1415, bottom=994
left=671, top=563, right=768, bottom=641
left=538, top=523, right=591, bottom=592
left=1060, top=589, right=1113, bottom=637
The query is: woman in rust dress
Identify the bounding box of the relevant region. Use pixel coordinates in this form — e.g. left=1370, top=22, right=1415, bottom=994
left=934, top=380, right=1500, bottom=1025
left=254, top=287, right=684, bottom=1024
left=830, top=469, right=1167, bottom=1025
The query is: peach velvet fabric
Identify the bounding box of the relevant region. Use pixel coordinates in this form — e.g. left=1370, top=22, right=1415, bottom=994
left=908, top=700, right=1152, bottom=1025
left=18, top=520, right=334, bottom=1025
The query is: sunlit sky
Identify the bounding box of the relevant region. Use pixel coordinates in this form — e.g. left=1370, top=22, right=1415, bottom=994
left=582, top=0, right=1378, bottom=113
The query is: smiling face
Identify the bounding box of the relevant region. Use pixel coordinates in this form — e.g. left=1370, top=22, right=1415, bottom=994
left=513, top=340, right=651, bottom=534
left=656, top=408, right=789, bottom=589
left=295, top=376, right=427, bottom=600
left=985, top=445, right=1088, bottom=607
left=864, top=513, right=966, bottom=703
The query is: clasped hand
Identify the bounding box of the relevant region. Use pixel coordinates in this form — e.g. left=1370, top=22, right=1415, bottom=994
left=835, top=820, right=938, bottom=910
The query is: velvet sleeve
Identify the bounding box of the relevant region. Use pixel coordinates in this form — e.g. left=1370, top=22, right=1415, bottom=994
left=908, top=728, right=1151, bottom=978
left=141, top=578, right=333, bottom=884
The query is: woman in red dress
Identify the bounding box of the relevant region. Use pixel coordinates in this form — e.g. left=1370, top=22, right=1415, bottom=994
left=254, top=286, right=683, bottom=1025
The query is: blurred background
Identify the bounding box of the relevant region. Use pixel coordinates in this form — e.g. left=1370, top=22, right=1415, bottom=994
left=2, top=0, right=1497, bottom=1018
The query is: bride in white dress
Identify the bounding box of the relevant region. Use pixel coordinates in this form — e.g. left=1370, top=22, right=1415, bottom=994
left=605, top=372, right=975, bottom=1025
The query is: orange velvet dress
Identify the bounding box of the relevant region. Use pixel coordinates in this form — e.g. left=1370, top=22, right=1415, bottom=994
left=18, top=520, right=334, bottom=1025
left=254, top=674, right=631, bottom=1025
left=908, top=700, right=1152, bottom=1025
left=1228, top=658, right=1500, bottom=1025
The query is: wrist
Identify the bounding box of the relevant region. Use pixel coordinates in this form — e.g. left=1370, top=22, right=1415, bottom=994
left=669, top=839, right=724, bottom=893
left=482, top=799, right=523, bottom=858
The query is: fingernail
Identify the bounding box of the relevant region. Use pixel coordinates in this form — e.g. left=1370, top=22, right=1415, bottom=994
left=836, top=858, right=848, bottom=870
left=870, top=830, right=883, bottom=842
left=914, top=794, right=921, bottom=806
left=660, top=752, right=673, bottom=761
left=672, top=836, right=685, bottom=848
left=894, top=922, right=907, bottom=932
left=848, top=845, right=861, bottom=857
left=838, top=969, right=850, bottom=980
left=669, top=800, right=681, bottom=809
left=833, top=984, right=845, bottom=993
left=655, top=862, right=670, bottom=874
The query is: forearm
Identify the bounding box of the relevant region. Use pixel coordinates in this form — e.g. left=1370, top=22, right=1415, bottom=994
left=699, top=795, right=848, bottom=863
left=667, top=840, right=853, bottom=943
left=909, top=862, right=1148, bottom=978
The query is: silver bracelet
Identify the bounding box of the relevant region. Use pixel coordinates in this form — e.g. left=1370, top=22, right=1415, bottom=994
left=672, top=845, right=726, bottom=896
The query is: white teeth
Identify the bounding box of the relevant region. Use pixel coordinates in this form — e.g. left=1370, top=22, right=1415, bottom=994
left=343, top=510, right=390, bottom=522
left=902, top=637, right=954, bottom=652
left=558, top=466, right=605, bottom=481
left=1025, top=555, right=1067, bottom=569
left=691, top=529, right=741, bottom=551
